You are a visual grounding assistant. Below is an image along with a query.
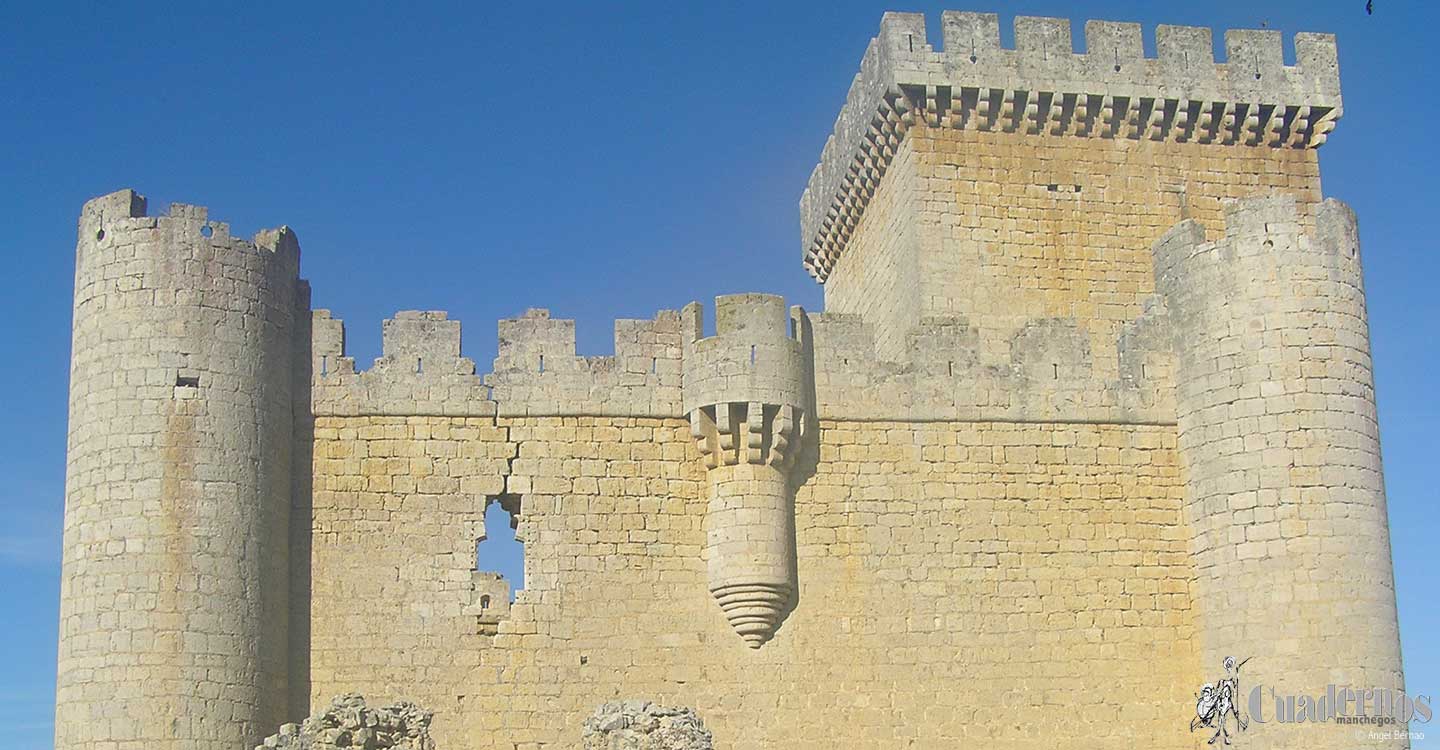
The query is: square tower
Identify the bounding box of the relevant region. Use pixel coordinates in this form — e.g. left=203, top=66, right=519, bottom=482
left=802, top=12, right=1339, bottom=363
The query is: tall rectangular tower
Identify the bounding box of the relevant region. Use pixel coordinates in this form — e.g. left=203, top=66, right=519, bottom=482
left=803, top=12, right=1337, bottom=366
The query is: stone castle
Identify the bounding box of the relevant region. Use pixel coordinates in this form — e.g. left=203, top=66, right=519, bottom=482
left=57, top=10, right=1406, bottom=750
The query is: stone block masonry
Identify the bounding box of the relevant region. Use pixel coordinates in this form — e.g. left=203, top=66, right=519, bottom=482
left=57, top=9, right=1404, bottom=750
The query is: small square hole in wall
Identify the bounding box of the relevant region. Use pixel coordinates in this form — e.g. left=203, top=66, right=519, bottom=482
left=174, top=372, right=201, bottom=399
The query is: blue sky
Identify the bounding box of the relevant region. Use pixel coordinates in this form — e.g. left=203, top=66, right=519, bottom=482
left=2, top=1, right=1435, bottom=747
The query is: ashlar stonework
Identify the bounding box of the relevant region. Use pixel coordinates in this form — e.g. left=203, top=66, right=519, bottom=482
left=56, top=9, right=1405, bottom=750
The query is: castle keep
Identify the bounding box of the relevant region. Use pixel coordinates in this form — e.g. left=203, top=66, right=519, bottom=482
left=57, top=11, right=1405, bottom=750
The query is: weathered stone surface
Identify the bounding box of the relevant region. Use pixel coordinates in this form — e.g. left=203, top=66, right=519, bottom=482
left=256, top=695, right=435, bottom=750
left=581, top=702, right=713, bottom=750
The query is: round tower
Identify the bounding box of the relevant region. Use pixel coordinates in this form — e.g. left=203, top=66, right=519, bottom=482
left=1154, top=196, right=1405, bottom=747
left=682, top=294, right=810, bottom=648
left=57, top=190, right=302, bottom=749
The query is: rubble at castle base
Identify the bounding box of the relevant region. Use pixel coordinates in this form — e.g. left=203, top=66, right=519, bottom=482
left=582, top=701, right=714, bottom=750
left=257, top=694, right=435, bottom=750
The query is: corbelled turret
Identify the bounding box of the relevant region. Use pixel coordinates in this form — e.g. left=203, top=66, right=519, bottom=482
left=682, top=294, right=812, bottom=647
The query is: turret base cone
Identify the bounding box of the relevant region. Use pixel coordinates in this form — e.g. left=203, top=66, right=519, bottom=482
left=711, top=581, right=793, bottom=648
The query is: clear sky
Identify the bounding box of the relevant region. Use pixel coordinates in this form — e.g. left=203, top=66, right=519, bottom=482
left=2, top=1, right=1435, bottom=747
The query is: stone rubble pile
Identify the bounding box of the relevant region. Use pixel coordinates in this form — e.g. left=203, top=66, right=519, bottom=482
left=256, top=694, right=435, bottom=749
left=581, top=701, right=714, bottom=750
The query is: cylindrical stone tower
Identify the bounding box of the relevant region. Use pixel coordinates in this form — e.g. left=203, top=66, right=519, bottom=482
left=57, top=190, right=302, bottom=749
left=1154, top=196, right=1405, bottom=748
left=682, top=295, right=810, bottom=648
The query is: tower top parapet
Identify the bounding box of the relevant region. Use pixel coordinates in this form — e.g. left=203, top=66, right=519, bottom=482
left=80, top=188, right=301, bottom=273
left=680, top=295, right=809, bottom=417
left=801, top=11, right=1343, bottom=281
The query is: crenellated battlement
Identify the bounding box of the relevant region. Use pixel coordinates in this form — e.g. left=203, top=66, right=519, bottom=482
left=801, top=11, right=1343, bottom=280
left=808, top=310, right=1174, bottom=424
left=487, top=307, right=684, bottom=417
left=312, top=305, right=689, bottom=418
left=80, top=189, right=301, bottom=273
left=1152, top=195, right=1360, bottom=292
left=311, top=309, right=495, bottom=417
left=376, top=311, right=477, bottom=377
left=312, top=298, right=1177, bottom=425
left=680, top=294, right=809, bottom=417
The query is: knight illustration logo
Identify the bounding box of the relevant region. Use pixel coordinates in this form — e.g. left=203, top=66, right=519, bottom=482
left=1187, top=656, right=1434, bottom=745
left=1191, top=656, right=1250, bottom=745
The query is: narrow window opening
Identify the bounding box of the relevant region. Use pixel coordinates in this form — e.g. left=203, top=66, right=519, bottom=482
left=175, top=374, right=200, bottom=388
left=650, top=357, right=657, bottom=374
left=320, top=355, right=329, bottom=376
left=539, top=354, right=545, bottom=373
left=474, top=495, right=524, bottom=601
left=416, top=357, right=423, bottom=374
left=947, top=361, right=954, bottom=376
left=750, top=345, right=757, bottom=365
left=905, top=33, right=914, bottom=52
left=1052, top=363, right=1060, bottom=379
left=486, top=385, right=494, bottom=400
left=479, top=594, right=491, bottom=610
left=1141, top=363, right=1149, bottom=379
